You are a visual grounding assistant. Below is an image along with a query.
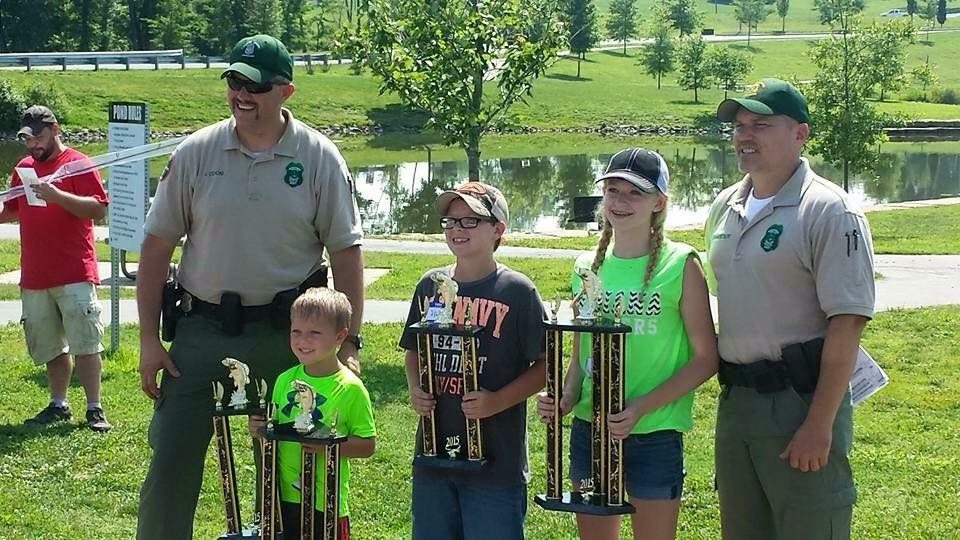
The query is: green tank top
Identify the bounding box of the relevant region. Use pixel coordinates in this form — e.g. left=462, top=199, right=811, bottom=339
left=571, top=239, right=698, bottom=434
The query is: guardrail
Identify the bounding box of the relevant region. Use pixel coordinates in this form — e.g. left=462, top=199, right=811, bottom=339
left=0, top=50, right=344, bottom=71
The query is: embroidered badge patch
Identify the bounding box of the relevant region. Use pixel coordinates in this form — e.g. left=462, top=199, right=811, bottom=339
left=284, top=162, right=304, bottom=188
left=760, top=224, right=783, bottom=252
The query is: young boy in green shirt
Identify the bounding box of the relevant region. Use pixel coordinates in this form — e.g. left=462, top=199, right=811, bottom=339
left=249, top=287, right=376, bottom=538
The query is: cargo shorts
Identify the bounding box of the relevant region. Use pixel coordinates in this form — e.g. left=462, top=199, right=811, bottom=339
left=21, top=281, right=105, bottom=365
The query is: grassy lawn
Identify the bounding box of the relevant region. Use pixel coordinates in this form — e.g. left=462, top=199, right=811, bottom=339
left=0, top=306, right=957, bottom=537
left=3, top=32, right=960, bottom=135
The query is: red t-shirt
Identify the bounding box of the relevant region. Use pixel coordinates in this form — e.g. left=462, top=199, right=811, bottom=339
left=8, top=147, right=108, bottom=290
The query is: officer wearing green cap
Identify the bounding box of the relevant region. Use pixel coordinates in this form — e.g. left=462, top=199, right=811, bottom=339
left=705, top=78, right=875, bottom=539
left=135, top=34, right=365, bottom=539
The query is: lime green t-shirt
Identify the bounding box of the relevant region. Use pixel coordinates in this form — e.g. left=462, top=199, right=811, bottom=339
left=271, top=364, right=376, bottom=517
left=571, top=239, right=698, bottom=434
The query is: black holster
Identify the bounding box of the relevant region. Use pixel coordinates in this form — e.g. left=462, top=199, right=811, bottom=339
left=220, top=292, right=244, bottom=336
left=160, top=265, right=183, bottom=342
left=781, top=338, right=824, bottom=393
left=718, top=338, right=824, bottom=394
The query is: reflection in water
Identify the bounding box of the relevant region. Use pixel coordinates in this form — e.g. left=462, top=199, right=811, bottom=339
left=3, top=140, right=959, bottom=234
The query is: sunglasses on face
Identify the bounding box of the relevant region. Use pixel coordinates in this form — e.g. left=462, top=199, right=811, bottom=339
left=440, top=216, right=495, bottom=229
left=225, top=76, right=277, bottom=94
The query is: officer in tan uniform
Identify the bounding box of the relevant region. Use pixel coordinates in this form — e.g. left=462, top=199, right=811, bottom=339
left=705, top=79, right=875, bottom=540
left=134, top=34, right=365, bottom=539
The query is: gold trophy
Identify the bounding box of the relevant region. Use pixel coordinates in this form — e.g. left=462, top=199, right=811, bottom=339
left=211, top=358, right=269, bottom=538
left=259, top=381, right=346, bottom=540
left=534, top=271, right=635, bottom=515
left=408, top=271, right=487, bottom=469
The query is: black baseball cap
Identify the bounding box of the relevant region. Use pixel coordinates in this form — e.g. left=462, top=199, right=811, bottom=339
left=17, top=105, right=58, bottom=139
left=596, top=147, right=669, bottom=194
left=716, top=78, right=810, bottom=124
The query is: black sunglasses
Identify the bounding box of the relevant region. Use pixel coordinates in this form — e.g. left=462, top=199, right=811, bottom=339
left=226, top=75, right=277, bottom=94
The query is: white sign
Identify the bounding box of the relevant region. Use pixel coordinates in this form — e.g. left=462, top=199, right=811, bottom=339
left=850, top=346, right=889, bottom=406
left=107, top=103, right=149, bottom=252
left=14, top=167, right=46, bottom=207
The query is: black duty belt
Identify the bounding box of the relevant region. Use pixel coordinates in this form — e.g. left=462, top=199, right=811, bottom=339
left=718, top=360, right=791, bottom=394
left=185, top=293, right=274, bottom=323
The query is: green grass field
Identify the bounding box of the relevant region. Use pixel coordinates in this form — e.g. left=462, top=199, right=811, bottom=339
left=0, top=306, right=957, bottom=538
left=3, top=30, right=960, bottom=135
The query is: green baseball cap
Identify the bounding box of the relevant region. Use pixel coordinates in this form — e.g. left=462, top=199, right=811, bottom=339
left=220, top=34, right=294, bottom=83
left=716, top=78, right=810, bottom=124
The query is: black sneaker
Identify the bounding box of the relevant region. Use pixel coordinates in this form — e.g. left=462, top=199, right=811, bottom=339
left=85, top=407, right=112, bottom=432
left=24, top=403, right=72, bottom=425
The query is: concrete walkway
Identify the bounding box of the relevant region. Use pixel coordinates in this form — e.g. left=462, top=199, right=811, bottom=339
left=0, top=254, right=956, bottom=325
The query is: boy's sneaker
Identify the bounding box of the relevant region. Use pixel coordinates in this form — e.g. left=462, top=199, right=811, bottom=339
left=24, top=403, right=72, bottom=425
left=85, top=407, right=112, bottom=432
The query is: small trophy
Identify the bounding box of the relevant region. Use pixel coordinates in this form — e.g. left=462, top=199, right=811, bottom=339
left=550, top=292, right=562, bottom=324
left=211, top=358, right=268, bottom=539
left=259, top=380, right=347, bottom=540
left=408, top=273, right=487, bottom=470
left=534, top=278, right=635, bottom=516
left=572, top=267, right=601, bottom=322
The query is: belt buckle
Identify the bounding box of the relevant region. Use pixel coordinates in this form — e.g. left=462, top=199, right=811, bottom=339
left=180, top=292, right=193, bottom=313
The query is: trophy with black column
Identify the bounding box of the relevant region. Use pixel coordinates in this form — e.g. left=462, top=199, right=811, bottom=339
left=534, top=270, right=635, bottom=515
left=408, top=271, right=487, bottom=469
left=259, top=380, right=347, bottom=540
left=211, top=357, right=270, bottom=538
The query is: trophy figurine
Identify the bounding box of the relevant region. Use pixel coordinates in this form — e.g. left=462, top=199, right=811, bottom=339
left=292, top=380, right=321, bottom=434
left=210, top=357, right=267, bottom=539
left=430, top=271, right=459, bottom=326
left=572, top=267, right=601, bottom=321
left=550, top=292, right=562, bottom=324
left=534, top=277, right=634, bottom=516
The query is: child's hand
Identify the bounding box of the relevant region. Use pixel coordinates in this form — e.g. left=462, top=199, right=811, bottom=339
left=248, top=414, right=266, bottom=438
left=607, top=402, right=642, bottom=440
left=536, top=390, right=574, bottom=423
left=462, top=389, right=501, bottom=420
left=409, top=386, right=436, bottom=416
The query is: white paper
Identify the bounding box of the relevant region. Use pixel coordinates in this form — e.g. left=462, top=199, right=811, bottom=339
left=15, top=167, right=46, bottom=207
left=850, top=346, right=889, bottom=406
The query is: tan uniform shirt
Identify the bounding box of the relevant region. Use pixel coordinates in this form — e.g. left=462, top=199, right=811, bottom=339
left=705, top=158, right=875, bottom=364
left=146, top=109, right=362, bottom=306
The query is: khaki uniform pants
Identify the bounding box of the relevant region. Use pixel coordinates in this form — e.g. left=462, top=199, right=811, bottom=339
left=136, top=314, right=296, bottom=540
left=715, top=386, right=855, bottom=540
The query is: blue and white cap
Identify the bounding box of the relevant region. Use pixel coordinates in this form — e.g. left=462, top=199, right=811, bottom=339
left=596, top=147, right=669, bottom=195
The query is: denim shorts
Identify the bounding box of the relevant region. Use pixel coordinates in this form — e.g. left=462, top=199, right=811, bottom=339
left=568, top=418, right=685, bottom=500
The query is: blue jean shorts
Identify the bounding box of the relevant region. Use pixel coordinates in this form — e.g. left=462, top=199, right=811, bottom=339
left=569, top=418, right=685, bottom=500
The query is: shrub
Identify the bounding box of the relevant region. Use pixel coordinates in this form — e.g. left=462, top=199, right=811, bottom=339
left=931, top=87, right=960, bottom=105
left=0, top=80, right=26, bottom=134
left=21, top=80, right=70, bottom=124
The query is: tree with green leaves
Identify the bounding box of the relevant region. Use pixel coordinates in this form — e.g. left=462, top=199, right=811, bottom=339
left=343, top=0, right=565, bottom=180
left=808, top=0, right=902, bottom=190
left=566, top=0, right=599, bottom=78
left=937, top=0, right=947, bottom=28
left=814, top=0, right=863, bottom=26
left=279, top=0, right=311, bottom=51
left=606, top=0, right=639, bottom=55
left=919, top=0, right=937, bottom=39
left=676, top=35, right=711, bottom=102
left=776, top=0, right=789, bottom=32
left=911, top=56, right=939, bottom=96
left=862, top=20, right=915, bottom=101
left=659, top=0, right=703, bottom=37
left=907, top=0, right=917, bottom=19
left=145, top=1, right=194, bottom=50
left=734, top=0, right=771, bottom=45
left=641, top=19, right=675, bottom=88
left=709, top=46, right=752, bottom=98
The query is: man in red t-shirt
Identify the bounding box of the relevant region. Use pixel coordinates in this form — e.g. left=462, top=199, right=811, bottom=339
left=0, top=105, right=112, bottom=432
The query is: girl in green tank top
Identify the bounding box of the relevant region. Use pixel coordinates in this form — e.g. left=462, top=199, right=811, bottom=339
left=537, top=148, right=718, bottom=539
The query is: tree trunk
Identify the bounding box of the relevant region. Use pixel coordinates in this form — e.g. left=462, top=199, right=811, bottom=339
left=843, top=159, right=849, bottom=192
left=623, top=40, right=627, bottom=55
left=657, top=72, right=661, bottom=89
left=694, top=85, right=699, bottom=103
left=747, top=26, right=752, bottom=46
left=577, top=57, right=581, bottom=78
left=782, top=17, right=785, bottom=33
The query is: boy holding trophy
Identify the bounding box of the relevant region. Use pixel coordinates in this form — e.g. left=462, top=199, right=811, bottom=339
left=399, top=181, right=546, bottom=540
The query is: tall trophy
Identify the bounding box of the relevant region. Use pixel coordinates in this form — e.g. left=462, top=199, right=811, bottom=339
left=259, top=379, right=347, bottom=540
left=534, top=271, right=635, bottom=515
left=407, top=271, right=487, bottom=469
left=211, top=357, right=270, bottom=539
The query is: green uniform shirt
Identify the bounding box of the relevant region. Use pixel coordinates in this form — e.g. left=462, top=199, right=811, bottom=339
left=271, top=364, right=376, bottom=517
left=571, top=239, right=698, bottom=434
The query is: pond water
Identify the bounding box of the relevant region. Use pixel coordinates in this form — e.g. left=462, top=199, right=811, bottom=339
left=3, top=137, right=959, bottom=233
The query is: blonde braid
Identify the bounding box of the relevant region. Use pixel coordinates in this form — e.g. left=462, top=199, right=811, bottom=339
left=642, top=207, right=667, bottom=293
left=591, top=202, right=614, bottom=274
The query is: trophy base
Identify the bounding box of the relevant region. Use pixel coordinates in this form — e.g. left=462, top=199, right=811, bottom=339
left=213, top=405, right=268, bottom=417
left=534, top=493, right=635, bottom=515
left=261, top=424, right=348, bottom=445
left=217, top=528, right=260, bottom=539
left=414, top=455, right=488, bottom=471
